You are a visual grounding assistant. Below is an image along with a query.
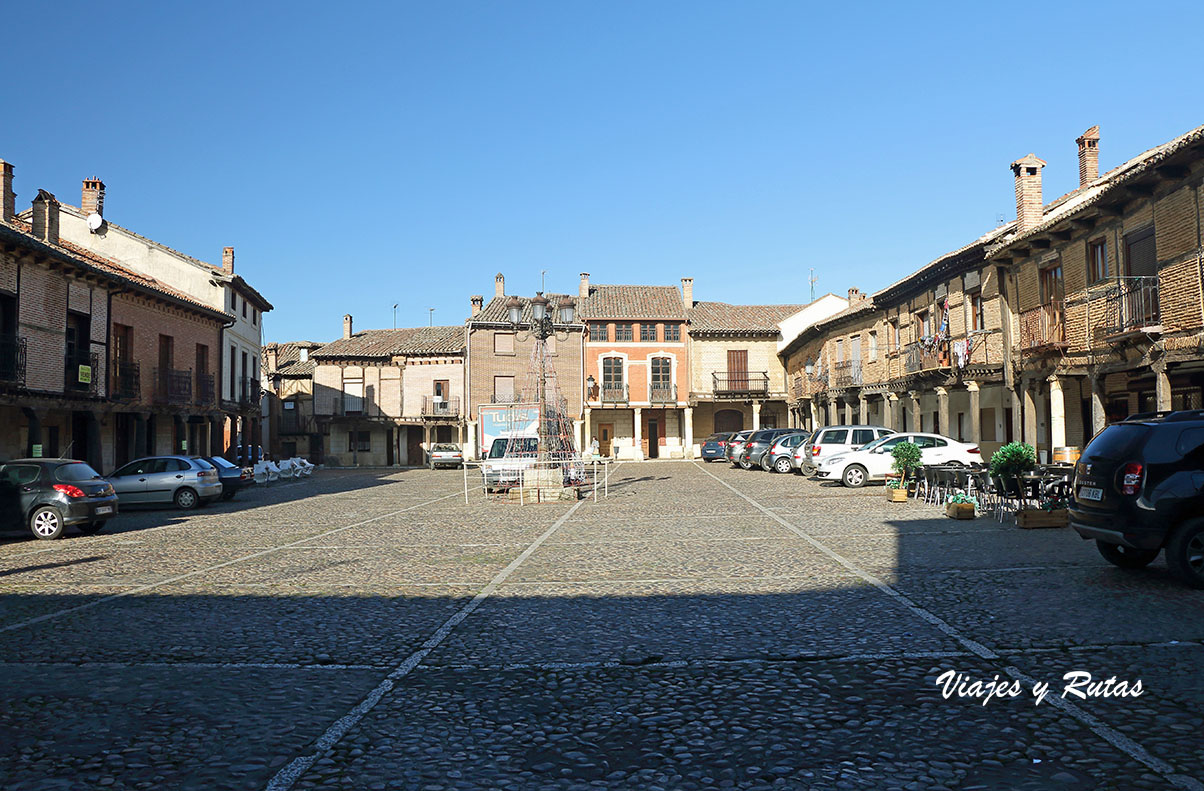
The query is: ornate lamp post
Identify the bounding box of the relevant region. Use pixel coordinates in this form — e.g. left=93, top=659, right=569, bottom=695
left=505, top=292, right=577, bottom=461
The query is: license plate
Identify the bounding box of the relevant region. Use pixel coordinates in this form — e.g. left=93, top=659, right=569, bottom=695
left=1078, top=486, right=1103, bottom=502
left=95, top=506, right=113, bottom=515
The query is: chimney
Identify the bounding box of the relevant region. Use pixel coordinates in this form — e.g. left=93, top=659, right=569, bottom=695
left=848, top=287, right=862, bottom=303
left=579, top=272, right=591, bottom=302
left=343, top=314, right=353, bottom=339
left=81, top=178, right=105, bottom=217
left=1077, top=125, right=1100, bottom=187
left=495, top=272, right=505, bottom=298
left=470, top=295, right=483, bottom=317
left=681, top=277, right=693, bottom=309
left=31, top=190, right=60, bottom=244
left=0, top=160, right=14, bottom=223
left=1010, top=153, right=1047, bottom=232
left=264, top=343, right=279, bottom=373
left=222, top=246, right=235, bottom=274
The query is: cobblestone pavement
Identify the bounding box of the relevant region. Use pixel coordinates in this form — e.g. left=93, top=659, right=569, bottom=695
left=1, top=462, right=1202, bottom=790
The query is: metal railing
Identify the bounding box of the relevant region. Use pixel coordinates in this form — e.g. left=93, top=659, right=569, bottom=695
left=904, top=341, right=948, bottom=374
left=712, top=371, right=770, bottom=397
left=491, top=393, right=520, bottom=403
left=154, top=367, right=192, bottom=404
left=0, top=335, right=27, bottom=388
left=338, top=392, right=364, bottom=415
left=1019, top=301, right=1066, bottom=350
left=831, top=360, right=862, bottom=388
left=239, top=376, right=261, bottom=408
left=601, top=384, right=628, bottom=403
left=1105, top=276, right=1160, bottom=334
left=422, top=395, right=460, bottom=417
left=195, top=372, right=216, bottom=405
left=112, top=359, right=140, bottom=401
left=65, top=351, right=99, bottom=394
left=649, top=384, right=677, bottom=404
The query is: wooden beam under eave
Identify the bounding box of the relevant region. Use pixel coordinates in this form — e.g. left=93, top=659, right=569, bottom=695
left=1052, top=230, right=1073, bottom=242
left=1031, top=238, right=1052, bottom=249
left=1012, top=245, right=1031, bottom=258
left=1155, top=164, right=1190, bottom=180
left=1098, top=202, right=1127, bottom=217
left=1070, top=216, right=1097, bottom=231
left=1124, top=182, right=1155, bottom=198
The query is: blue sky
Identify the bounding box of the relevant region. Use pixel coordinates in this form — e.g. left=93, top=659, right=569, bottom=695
left=4, top=1, right=1203, bottom=342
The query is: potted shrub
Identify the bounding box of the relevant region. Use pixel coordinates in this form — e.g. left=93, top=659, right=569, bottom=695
left=945, top=492, right=978, bottom=520
left=989, top=442, right=1037, bottom=480
left=887, top=441, right=921, bottom=502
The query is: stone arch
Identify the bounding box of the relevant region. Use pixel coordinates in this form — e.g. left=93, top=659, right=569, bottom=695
left=714, top=409, right=744, bottom=433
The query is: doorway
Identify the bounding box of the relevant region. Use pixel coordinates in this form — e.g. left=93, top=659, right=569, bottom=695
left=598, top=423, right=613, bottom=457
left=406, top=426, right=423, bottom=466
left=386, top=428, right=395, bottom=466
left=647, top=419, right=659, bottom=458
left=714, top=409, right=743, bottom=433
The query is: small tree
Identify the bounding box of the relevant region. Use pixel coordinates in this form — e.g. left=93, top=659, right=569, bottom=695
left=890, top=441, right=922, bottom=486
left=990, top=442, right=1037, bottom=479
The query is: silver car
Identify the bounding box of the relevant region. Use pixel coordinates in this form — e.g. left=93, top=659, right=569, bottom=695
left=429, top=443, right=464, bottom=469
left=795, top=425, right=895, bottom=474
left=108, top=455, right=223, bottom=510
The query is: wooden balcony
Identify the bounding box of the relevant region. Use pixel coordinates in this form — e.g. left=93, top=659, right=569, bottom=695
left=904, top=341, right=950, bottom=373
left=712, top=371, right=769, bottom=398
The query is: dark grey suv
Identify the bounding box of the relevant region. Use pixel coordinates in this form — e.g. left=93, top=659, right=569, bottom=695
left=1070, top=411, right=1204, bottom=587
left=740, top=429, right=805, bottom=471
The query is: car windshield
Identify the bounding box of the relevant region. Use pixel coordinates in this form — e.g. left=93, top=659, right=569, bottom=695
left=207, top=456, right=238, bottom=470
left=432, top=444, right=460, bottom=452
left=859, top=436, right=892, bottom=451
left=488, top=438, right=537, bottom=458
left=193, top=458, right=216, bottom=470
left=54, top=462, right=103, bottom=482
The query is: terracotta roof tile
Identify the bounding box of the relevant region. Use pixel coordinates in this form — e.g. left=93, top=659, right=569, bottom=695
left=579, top=284, right=686, bottom=320
left=266, top=341, right=323, bottom=377
left=312, top=326, right=463, bottom=359
left=471, top=294, right=581, bottom=326
left=688, top=302, right=806, bottom=334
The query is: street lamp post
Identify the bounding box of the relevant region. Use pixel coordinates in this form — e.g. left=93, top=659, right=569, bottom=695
left=505, top=292, right=577, bottom=461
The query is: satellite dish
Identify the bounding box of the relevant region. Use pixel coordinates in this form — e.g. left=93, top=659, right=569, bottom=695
left=86, top=213, right=104, bottom=232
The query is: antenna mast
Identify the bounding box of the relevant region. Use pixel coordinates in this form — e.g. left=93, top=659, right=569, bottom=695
left=809, top=268, right=818, bottom=302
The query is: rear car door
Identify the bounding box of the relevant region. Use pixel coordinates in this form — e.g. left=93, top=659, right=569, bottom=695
left=144, top=459, right=185, bottom=504
left=849, top=428, right=877, bottom=450
left=0, top=464, right=45, bottom=526
left=109, top=460, right=152, bottom=503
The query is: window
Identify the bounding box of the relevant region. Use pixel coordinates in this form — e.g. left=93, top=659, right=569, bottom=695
left=242, top=299, right=247, bottom=319
left=616, top=323, right=633, bottom=342
left=343, top=378, right=364, bottom=414
left=916, top=310, right=931, bottom=339
left=665, top=324, right=680, bottom=342
left=819, top=429, right=848, bottom=444
left=253, top=308, right=258, bottom=326
left=969, top=290, right=985, bottom=331
left=868, top=331, right=878, bottom=361
left=348, top=430, right=371, bottom=452
left=640, top=323, right=656, bottom=342
left=651, top=357, right=671, bottom=388
left=851, top=429, right=876, bottom=445
left=228, top=290, right=235, bottom=310
left=889, top=321, right=899, bottom=351
left=1040, top=264, right=1064, bottom=305
left=589, top=323, right=609, bottom=342
left=494, top=333, right=515, bottom=354
left=1124, top=227, right=1156, bottom=277
left=602, top=357, right=623, bottom=389
left=834, top=338, right=843, bottom=362
left=230, top=344, right=237, bottom=399
left=1088, top=239, right=1108, bottom=284
left=493, top=375, right=515, bottom=400
left=196, top=344, right=209, bottom=375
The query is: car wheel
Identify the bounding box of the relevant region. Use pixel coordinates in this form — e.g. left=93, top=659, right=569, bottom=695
left=761, top=456, right=772, bottom=472
left=30, top=506, right=64, bottom=540
left=1096, top=540, right=1159, bottom=570
left=842, top=465, right=868, bottom=488
left=739, top=459, right=753, bottom=470
left=1166, top=518, right=1204, bottom=589
left=174, top=487, right=199, bottom=510
left=77, top=521, right=106, bottom=536
left=774, top=457, right=793, bottom=474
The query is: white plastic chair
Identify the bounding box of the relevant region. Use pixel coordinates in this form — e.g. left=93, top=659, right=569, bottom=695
left=253, top=462, right=270, bottom=485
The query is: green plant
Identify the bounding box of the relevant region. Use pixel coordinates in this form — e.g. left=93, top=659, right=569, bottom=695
left=891, top=441, right=922, bottom=483
left=885, top=477, right=905, bottom=490
left=946, top=493, right=979, bottom=507
left=989, top=442, right=1037, bottom=479
left=1040, top=494, right=1070, bottom=512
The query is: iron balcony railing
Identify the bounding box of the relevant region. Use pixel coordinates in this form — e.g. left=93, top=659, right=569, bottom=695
left=649, top=384, right=677, bottom=404
left=422, top=395, right=460, bottom=417
left=1105, top=276, right=1160, bottom=335
left=65, top=351, right=99, bottom=395
left=601, top=384, right=628, bottom=403
left=904, top=341, right=948, bottom=374
left=712, top=371, right=770, bottom=397
left=195, top=372, right=216, bottom=405
left=112, top=360, right=140, bottom=401
left=491, top=393, right=520, bottom=403
left=1019, top=301, right=1067, bottom=350
left=154, top=367, right=193, bottom=404
left=239, top=376, right=261, bottom=408
left=831, top=359, right=862, bottom=388
left=0, top=334, right=27, bottom=388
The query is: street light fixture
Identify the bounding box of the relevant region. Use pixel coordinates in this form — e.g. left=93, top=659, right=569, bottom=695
left=506, top=291, right=578, bottom=463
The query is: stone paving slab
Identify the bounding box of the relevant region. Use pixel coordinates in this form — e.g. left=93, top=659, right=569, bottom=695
left=550, top=515, right=798, bottom=543
left=0, top=544, right=255, bottom=587
left=0, top=663, right=383, bottom=791
left=292, top=657, right=1179, bottom=791
left=424, top=578, right=964, bottom=667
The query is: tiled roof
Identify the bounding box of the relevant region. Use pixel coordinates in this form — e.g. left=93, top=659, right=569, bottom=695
left=311, top=326, right=464, bottom=359
left=688, top=302, right=807, bottom=334
left=0, top=220, right=232, bottom=321
left=579, top=284, right=686, bottom=320
left=266, top=341, right=323, bottom=377
left=471, top=294, right=583, bottom=326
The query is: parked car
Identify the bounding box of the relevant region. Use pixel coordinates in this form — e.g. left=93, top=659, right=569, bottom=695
left=1070, top=411, right=1204, bottom=588
left=762, top=431, right=811, bottom=473
left=200, top=455, right=252, bottom=500
left=107, top=456, right=223, bottom=509
left=700, top=432, right=734, bottom=462
left=429, top=444, right=464, bottom=469
left=797, top=425, right=895, bottom=474
left=739, top=428, right=805, bottom=470
left=0, top=459, right=119, bottom=540
left=725, top=430, right=756, bottom=466
left=482, top=437, right=538, bottom=492
left=816, top=432, right=981, bottom=487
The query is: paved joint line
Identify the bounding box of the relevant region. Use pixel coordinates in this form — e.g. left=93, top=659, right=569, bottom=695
left=0, top=660, right=386, bottom=671
left=0, top=491, right=463, bottom=635
left=694, top=462, right=1202, bottom=790
left=263, top=497, right=587, bottom=791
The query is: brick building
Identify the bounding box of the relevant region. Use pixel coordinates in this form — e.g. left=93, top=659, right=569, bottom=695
left=262, top=341, right=323, bottom=460
left=579, top=274, right=689, bottom=460
left=464, top=274, right=585, bottom=459
left=310, top=316, right=465, bottom=466
left=0, top=161, right=231, bottom=471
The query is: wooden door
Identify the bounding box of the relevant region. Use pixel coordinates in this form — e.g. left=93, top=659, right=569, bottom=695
left=599, top=423, right=614, bottom=457
left=406, top=427, right=423, bottom=466
left=646, top=419, right=659, bottom=458
left=727, top=349, right=748, bottom=390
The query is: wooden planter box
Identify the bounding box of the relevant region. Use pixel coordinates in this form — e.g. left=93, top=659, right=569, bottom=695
left=945, top=502, right=977, bottom=520
left=1016, top=508, right=1069, bottom=529
left=886, top=487, right=908, bottom=503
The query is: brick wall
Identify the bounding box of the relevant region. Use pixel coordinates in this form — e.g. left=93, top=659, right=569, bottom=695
left=466, top=326, right=584, bottom=420
left=110, top=292, right=222, bottom=404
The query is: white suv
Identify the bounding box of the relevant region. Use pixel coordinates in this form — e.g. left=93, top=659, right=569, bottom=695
left=795, top=426, right=894, bottom=474
left=816, top=432, right=982, bottom=487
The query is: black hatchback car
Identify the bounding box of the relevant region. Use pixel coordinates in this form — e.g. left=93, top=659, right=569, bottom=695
left=0, top=459, right=119, bottom=540
left=199, top=456, right=252, bottom=501
left=1070, top=410, right=1204, bottom=587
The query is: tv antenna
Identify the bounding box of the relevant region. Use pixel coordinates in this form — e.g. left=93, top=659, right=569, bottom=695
left=392, top=303, right=398, bottom=329
left=809, top=268, right=818, bottom=302
left=996, top=212, right=1006, bottom=227
left=541, top=269, right=547, bottom=292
